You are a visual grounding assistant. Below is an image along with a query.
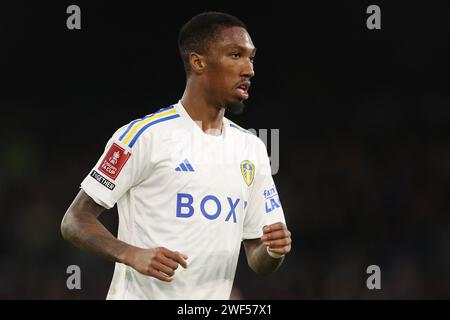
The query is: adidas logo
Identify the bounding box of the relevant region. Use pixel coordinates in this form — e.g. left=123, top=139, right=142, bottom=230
left=175, top=159, right=195, bottom=172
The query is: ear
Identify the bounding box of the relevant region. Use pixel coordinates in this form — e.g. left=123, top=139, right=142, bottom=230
left=189, top=52, right=207, bottom=75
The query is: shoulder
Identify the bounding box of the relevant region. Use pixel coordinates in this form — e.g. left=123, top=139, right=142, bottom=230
left=225, top=117, right=266, bottom=149
left=113, top=104, right=181, bottom=149
left=225, top=117, right=253, bottom=135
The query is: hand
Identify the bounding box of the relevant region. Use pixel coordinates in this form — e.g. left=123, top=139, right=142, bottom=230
left=261, top=222, right=292, bottom=256
left=125, top=247, right=188, bottom=282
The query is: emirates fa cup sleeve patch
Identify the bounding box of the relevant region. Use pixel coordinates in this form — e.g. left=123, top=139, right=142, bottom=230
left=98, top=143, right=131, bottom=180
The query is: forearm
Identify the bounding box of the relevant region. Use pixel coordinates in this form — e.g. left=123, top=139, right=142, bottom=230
left=245, top=240, right=284, bottom=276
left=61, top=212, right=135, bottom=264
left=61, top=190, right=137, bottom=265
left=61, top=197, right=189, bottom=281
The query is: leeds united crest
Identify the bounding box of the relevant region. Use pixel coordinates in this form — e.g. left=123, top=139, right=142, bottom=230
left=240, top=160, right=255, bottom=186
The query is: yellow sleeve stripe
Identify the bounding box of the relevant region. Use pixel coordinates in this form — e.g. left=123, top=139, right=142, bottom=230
left=122, top=109, right=178, bottom=145
left=226, top=117, right=250, bottom=133
left=226, top=118, right=243, bottom=129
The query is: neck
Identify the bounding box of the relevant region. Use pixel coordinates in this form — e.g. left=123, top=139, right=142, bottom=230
left=181, top=78, right=225, bottom=135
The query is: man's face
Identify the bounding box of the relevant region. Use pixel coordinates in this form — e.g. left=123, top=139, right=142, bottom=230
left=204, top=26, right=256, bottom=111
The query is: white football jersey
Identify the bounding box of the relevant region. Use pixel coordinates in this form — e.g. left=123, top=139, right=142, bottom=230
left=80, top=101, right=286, bottom=300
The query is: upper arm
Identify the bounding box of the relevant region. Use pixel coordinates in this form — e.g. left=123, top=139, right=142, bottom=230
left=79, top=126, right=151, bottom=210
left=61, top=189, right=106, bottom=237
left=243, top=139, right=286, bottom=239
left=68, top=189, right=106, bottom=218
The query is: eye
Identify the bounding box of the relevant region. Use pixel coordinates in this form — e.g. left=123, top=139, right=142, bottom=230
left=231, top=53, right=241, bottom=59
left=250, top=56, right=256, bottom=63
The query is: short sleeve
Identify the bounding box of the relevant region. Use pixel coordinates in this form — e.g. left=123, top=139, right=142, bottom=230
left=80, top=127, right=149, bottom=209
left=242, top=139, right=286, bottom=240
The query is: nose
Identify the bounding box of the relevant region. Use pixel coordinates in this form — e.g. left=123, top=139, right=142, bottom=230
left=241, top=58, right=255, bottom=78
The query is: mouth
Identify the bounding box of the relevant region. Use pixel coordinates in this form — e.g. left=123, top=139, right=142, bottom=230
left=235, top=81, right=251, bottom=100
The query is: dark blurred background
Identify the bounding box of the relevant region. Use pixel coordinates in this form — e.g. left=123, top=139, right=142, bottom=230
left=1, top=1, right=450, bottom=299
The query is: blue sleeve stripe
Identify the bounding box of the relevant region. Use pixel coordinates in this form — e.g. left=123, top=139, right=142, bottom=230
left=128, top=114, right=180, bottom=148
left=119, top=105, right=174, bottom=141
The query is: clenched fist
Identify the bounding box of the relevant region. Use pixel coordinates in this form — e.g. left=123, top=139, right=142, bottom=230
left=125, top=246, right=188, bottom=282
left=261, top=222, right=291, bottom=258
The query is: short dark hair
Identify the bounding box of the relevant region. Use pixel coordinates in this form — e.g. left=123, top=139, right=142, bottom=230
left=178, top=12, right=247, bottom=76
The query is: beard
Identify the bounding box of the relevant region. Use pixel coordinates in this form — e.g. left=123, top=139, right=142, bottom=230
left=225, top=100, right=246, bottom=115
